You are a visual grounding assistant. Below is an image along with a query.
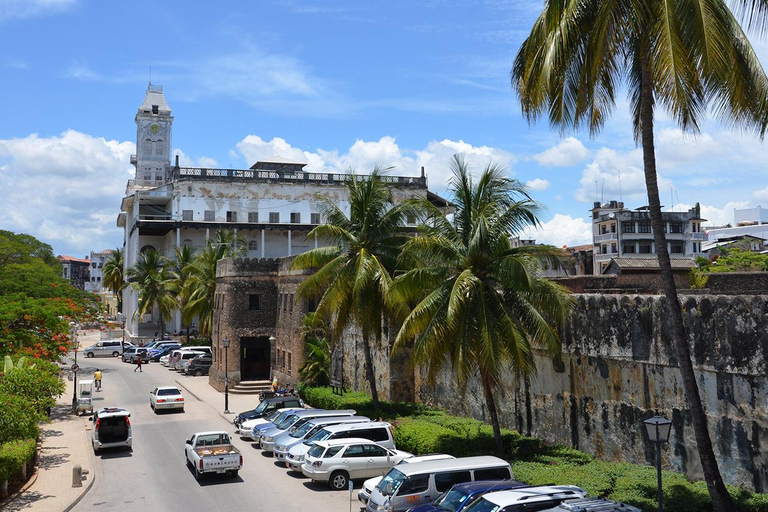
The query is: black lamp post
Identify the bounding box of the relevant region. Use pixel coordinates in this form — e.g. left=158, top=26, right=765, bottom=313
left=71, top=324, right=79, bottom=414
left=223, top=337, right=231, bottom=414
left=644, top=413, right=673, bottom=512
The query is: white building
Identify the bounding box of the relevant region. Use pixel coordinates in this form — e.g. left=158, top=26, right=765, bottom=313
left=591, top=200, right=707, bottom=275
left=706, top=206, right=768, bottom=244
left=118, top=84, right=434, bottom=341
left=85, top=249, right=113, bottom=293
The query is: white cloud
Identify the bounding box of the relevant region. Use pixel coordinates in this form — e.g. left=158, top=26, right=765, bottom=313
left=521, top=214, right=592, bottom=247
left=0, top=130, right=133, bottom=256
left=173, top=149, right=218, bottom=168
left=526, top=178, right=550, bottom=191
left=533, top=137, right=590, bottom=167
left=0, top=0, right=74, bottom=22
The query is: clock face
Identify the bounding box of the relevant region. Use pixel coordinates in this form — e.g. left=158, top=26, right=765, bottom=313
left=149, top=123, right=160, bottom=135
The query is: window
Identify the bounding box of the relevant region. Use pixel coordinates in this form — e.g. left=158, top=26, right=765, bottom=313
left=288, top=352, right=291, bottom=372
left=623, top=244, right=636, bottom=254
left=324, top=446, right=344, bottom=458
left=344, top=445, right=366, bottom=457
left=611, top=243, right=617, bottom=254
left=248, top=212, right=259, bottom=223
left=622, top=223, right=635, bottom=233
left=183, top=238, right=193, bottom=249
left=670, top=243, right=684, bottom=254
left=249, top=294, right=261, bottom=311
left=639, top=243, right=653, bottom=254
left=269, top=212, right=279, bottom=223
left=311, top=213, right=320, bottom=224
left=204, top=210, right=215, bottom=221
left=601, top=225, right=607, bottom=234
left=670, top=223, right=683, bottom=233
left=435, top=471, right=472, bottom=492
left=289, top=294, right=294, bottom=311
left=364, top=444, right=388, bottom=457
left=475, top=467, right=513, bottom=480
left=97, top=277, right=101, bottom=282
left=182, top=210, right=193, bottom=221
left=610, top=223, right=616, bottom=233
left=152, top=105, right=159, bottom=114
left=248, top=240, right=258, bottom=251
left=639, top=223, right=651, bottom=233
left=291, top=212, right=301, bottom=223
left=155, top=139, right=163, bottom=155
left=399, top=475, right=430, bottom=495
left=307, top=296, right=317, bottom=313
left=227, top=211, right=237, bottom=222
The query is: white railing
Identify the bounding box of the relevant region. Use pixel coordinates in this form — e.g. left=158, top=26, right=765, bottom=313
left=594, top=233, right=617, bottom=242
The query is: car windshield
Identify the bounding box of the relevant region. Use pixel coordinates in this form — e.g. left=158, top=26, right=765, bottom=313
left=376, top=469, right=406, bottom=495
left=307, top=444, right=325, bottom=458
left=290, top=421, right=316, bottom=438
left=253, top=402, right=269, bottom=415
left=462, top=499, right=499, bottom=512
left=289, top=418, right=311, bottom=434
left=157, top=388, right=181, bottom=396
left=304, top=428, right=331, bottom=446
left=432, top=488, right=472, bottom=511
left=275, top=415, right=300, bottom=429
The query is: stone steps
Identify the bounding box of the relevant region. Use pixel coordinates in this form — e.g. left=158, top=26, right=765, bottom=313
left=230, top=380, right=271, bottom=395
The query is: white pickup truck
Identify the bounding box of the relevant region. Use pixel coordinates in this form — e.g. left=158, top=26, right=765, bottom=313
left=185, top=431, right=243, bottom=480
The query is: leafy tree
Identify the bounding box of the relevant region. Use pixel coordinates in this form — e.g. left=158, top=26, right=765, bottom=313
left=0, top=294, right=80, bottom=360
left=102, top=248, right=125, bottom=313
left=708, top=248, right=768, bottom=272
left=165, top=245, right=195, bottom=343
left=0, top=259, right=81, bottom=299
left=0, top=393, right=39, bottom=442
left=293, top=168, right=418, bottom=410
left=126, top=248, right=175, bottom=336
left=0, top=230, right=59, bottom=270
left=299, top=337, right=331, bottom=386
left=0, top=361, right=64, bottom=416
left=511, top=1, right=768, bottom=508
left=212, top=229, right=247, bottom=258
left=390, top=156, right=572, bottom=452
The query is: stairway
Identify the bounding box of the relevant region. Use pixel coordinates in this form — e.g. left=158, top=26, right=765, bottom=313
left=230, top=379, right=272, bottom=395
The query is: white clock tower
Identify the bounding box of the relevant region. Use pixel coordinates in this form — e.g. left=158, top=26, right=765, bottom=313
left=132, top=83, right=173, bottom=185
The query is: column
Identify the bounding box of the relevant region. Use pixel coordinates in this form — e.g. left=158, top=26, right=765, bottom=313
left=176, top=228, right=180, bottom=247
left=288, top=230, right=292, bottom=257
left=261, top=229, right=265, bottom=259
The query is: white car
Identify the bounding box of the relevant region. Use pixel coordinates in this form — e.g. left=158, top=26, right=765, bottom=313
left=461, top=485, right=588, bottom=512
left=237, top=407, right=303, bottom=437
left=301, top=438, right=412, bottom=490
left=160, top=354, right=171, bottom=366
left=358, top=453, right=455, bottom=505
left=150, top=386, right=185, bottom=413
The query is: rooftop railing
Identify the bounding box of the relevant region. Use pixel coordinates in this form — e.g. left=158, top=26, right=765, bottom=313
left=170, top=167, right=427, bottom=186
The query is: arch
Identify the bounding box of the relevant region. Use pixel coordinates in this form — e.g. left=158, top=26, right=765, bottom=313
left=140, top=244, right=156, bottom=254
left=155, top=139, right=163, bottom=155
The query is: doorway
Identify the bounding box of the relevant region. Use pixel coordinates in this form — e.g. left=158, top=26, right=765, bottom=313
left=240, top=337, right=270, bottom=381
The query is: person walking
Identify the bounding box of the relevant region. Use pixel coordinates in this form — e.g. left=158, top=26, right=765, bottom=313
left=94, top=369, right=103, bottom=391
left=134, top=355, right=143, bottom=372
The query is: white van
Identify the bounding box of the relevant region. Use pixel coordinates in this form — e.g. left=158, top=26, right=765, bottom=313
left=173, top=350, right=204, bottom=371
left=365, top=456, right=513, bottom=512
left=92, top=407, right=132, bottom=453
left=83, top=339, right=124, bottom=358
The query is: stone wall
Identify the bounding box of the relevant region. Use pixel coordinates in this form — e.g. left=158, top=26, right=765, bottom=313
left=418, top=293, right=768, bottom=492
left=707, top=272, right=768, bottom=295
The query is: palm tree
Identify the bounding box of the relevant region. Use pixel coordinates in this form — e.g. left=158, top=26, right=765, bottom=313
left=512, top=3, right=768, bottom=509
left=299, top=337, right=332, bottom=386
left=165, top=245, right=194, bottom=343
left=292, top=168, right=417, bottom=410
left=102, top=248, right=125, bottom=313
left=126, top=248, right=175, bottom=337
left=390, top=156, right=572, bottom=452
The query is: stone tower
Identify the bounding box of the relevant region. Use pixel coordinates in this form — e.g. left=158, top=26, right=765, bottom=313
left=132, top=83, right=173, bottom=185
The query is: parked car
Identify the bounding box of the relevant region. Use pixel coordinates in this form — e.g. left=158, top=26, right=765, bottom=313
left=160, top=354, right=171, bottom=366
left=150, top=386, right=185, bottom=413
left=260, top=409, right=357, bottom=452
left=547, top=497, right=642, bottom=512
left=286, top=421, right=396, bottom=471
left=172, top=350, right=204, bottom=371
left=237, top=407, right=304, bottom=437
left=248, top=408, right=329, bottom=444
left=459, top=485, right=588, bottom=512
left=406, top=479, right=530, bottom=512
left=233, top=395, right=303, bottom=429
left=148, top=344, right=181, bottom=362
left=366, top=456, right=514, bottom=512
left=91, top=407, right=132, bottom=453
left=122, top=347, right=150, bottom=364
left=302, top=438, right=413, bottom=490
left=359, top=454, right=455, bottom=505
left=185, top=354, right=212, bottom=376
left=83, top=340, right=124, bottom=358
left=185, top=431, right=242, bottom=480
left=274, top=416, right=372, bottom=463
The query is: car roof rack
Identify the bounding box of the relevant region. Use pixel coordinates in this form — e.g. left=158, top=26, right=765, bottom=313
left=557, top=497, right=642, bottom=512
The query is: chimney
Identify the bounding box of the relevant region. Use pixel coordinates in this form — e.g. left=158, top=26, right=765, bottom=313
left=420, top=166, right=425, bottom=178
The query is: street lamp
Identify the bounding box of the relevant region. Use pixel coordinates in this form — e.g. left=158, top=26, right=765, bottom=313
left=223, top=337, right=231, bottom=414
left=71, top=324, right=80, bottom=414
left=644, top=413, right=673, bottom=512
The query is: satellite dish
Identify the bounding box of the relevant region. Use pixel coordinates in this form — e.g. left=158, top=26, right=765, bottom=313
left=608, top=212, right=615, bottom=219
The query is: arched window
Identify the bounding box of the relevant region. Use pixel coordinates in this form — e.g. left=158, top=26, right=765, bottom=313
left=183, top=239, right=194, bottom=250
left=140, top=244, right=156, bottom=254
left=144, top=138, right=152, bottom=155
left=155, top=139, right=163, bottom=155
left=248, top=240, right=258, bottom=251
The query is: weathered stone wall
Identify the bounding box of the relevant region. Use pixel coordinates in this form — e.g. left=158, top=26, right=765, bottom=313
left=707, top=272, right=768, bottom=295
left=418, top=294, right=768, bottom=492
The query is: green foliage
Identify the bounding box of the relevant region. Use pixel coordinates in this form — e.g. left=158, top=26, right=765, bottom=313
left=0, top=439, right=36, bottom=483
left=299, top=386, right=435, bottom=419
left=0, top=294, right=82, bottom=360
left=298, top=337, right=331, bottom=386
left=689, top=268, right=709, bottom=289
left=127, top=247, right=175, bottom=335
left=0, top=230, right=59, bottom=270
left=0, top=362, right=65, bottom=416
left=0, top=259, right=82, bottom=299
left=707, top=248, right=768, bottom=272
left=0, top=393, right=40, bottom=442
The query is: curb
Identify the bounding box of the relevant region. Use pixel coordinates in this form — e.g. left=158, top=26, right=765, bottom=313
left=174, top=379, right=236, bottom=423
left=63, top=418, right=96, bottom=512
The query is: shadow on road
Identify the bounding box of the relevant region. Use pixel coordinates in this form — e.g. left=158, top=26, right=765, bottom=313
left=186, top=464, right=244, bottom=486
left=98, top=449, right=133, bottom=460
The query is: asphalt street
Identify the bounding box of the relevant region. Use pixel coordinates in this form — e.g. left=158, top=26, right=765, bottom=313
left=71, top=356, right=357, bottom=512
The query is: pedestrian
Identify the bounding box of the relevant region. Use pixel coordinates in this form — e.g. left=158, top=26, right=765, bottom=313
left=94, top=368, right=103, bottom=391
left=134, top=355, right=143, bottom=372
left=270, top=375, right=278, bottom=392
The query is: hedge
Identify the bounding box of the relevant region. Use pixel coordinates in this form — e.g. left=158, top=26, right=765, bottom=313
left=0, top=439, right=36, bottom=484
left=299, top=385, right=436, bottom=419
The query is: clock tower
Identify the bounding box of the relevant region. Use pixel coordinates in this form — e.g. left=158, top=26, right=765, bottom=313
left=132, top=83, right=173, bottom=185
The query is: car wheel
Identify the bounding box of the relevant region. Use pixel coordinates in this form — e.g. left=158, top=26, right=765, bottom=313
left=229, top=469, right=238, bottom=478
left=86, top=352, right=94, bottom=358
left=194, top=369, right=203, bottom=376
left=112, top=351, right=119, bottom=357
left=329, top=470, right=349, bottom=490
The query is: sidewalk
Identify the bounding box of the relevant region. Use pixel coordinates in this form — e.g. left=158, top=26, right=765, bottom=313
left=173, top=375, right=261, bottom=423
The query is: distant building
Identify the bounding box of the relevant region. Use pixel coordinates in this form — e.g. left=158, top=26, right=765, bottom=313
left=702, top=234, right=767, bottom=258
left=706, top=206, right=768, bottom=244
left=591, top=200, right=706, bottom=275
left=85, top=249, right=113, bottom=293
left=58, top=255, right=90, bottom=290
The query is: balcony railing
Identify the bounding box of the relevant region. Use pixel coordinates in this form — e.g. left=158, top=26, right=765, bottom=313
left=688, top=232, right=706, bottom=240
left=171, top=167, right=427, bottom=187
left=595, top=232, right=618, bottom=242
left=594, top=252, right=617, bottom=262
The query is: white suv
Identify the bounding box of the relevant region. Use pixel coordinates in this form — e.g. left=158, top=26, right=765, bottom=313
left=461, top=485, right=588, bottom=512
left=91, top=407, right=132, bottom=453
left=301, top=438, right=412, bottom=490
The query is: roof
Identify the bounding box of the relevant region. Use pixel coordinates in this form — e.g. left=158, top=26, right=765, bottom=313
left=57, top=255, right=90, bottom=263
left=138, top=84, right=171, bottom=114
left=568, top=244, right=593, bottom=252
left=250, top=155, right=307, bottom=168
left=313, top=437, right=380, bottom=447
left=478, top=485, right=587, bottom=506
left=605, top=257, right=697, bottom=271
left=393, top=455, right=509, bottom=476
left=446, top=479, right=528, bottom=493
left=323, top=421, right=391, bottom=432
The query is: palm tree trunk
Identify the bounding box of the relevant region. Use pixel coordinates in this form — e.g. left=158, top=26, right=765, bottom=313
left=481, top=371, right=504, bottom=453
left=361, top=331, right=380, bottom=411
left=639, top=46, right=733, bottom=512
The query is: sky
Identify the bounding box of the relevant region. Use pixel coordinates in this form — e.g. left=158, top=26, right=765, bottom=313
left=1, top=0, right=767, bottom=259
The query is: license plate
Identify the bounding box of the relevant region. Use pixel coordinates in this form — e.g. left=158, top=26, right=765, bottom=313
left=216, top=469, right=226, bottom=474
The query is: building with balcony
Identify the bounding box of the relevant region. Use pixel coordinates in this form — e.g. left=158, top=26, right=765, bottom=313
left=591, top=200, right=706, bottom=275
left=58, top=255, right=90, bottom=290
left=85, top=249, right=113, bottom=294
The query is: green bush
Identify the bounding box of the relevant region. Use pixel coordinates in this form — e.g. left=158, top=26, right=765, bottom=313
left=0, top=439, right=36, bottom=483
left=0, top=393, right=40, bottom=442
left=299, top=386, right=437, bottom=419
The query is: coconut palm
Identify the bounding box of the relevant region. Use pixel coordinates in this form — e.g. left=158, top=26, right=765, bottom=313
left=126, top=248, right=175, bottom=337
left=512, top=2, right=768, bottom=508
left=298, top=337, right=332, bottom=386
left=165, top=245, right=195, bottom=343
left=390, top=156, right=572, bottom=452
left=292, top=168, right=418, bottom=410
left=102, top=248, right=125, bottom=313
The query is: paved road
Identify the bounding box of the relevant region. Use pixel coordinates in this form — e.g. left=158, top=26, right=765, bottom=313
left=71, top=357, right=357, bottom=512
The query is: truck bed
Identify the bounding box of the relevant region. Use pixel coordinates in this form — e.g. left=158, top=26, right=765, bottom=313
left=194, top=445, right=239, bottom=457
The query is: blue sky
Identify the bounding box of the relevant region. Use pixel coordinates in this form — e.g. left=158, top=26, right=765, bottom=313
left=1, top=0, right=767, bottom=258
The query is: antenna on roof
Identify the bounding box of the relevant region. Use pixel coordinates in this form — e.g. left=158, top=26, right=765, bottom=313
left=149, top=65, right=152, bottom=87
left=595, top=180, right=599, bottom=203
left=617, top=169, right=623, bottom=202
left=601, top=179, right=605, bottom=203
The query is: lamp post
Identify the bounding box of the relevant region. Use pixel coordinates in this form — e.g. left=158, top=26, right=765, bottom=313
left=223, top=337, right=231, bottom=414
left=71, top=324, right=79, bottom=414
left=644, top=413, right=673, bottom=512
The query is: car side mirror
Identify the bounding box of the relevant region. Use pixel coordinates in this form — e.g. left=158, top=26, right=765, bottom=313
left=185, top=438, right=192, bottom=445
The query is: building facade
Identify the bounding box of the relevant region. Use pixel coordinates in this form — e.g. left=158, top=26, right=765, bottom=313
left=591, top=200, right=706, bottom=275
left=85, top=249, right=113, bottom=293
left=57, top=255, right=90, bottom=290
